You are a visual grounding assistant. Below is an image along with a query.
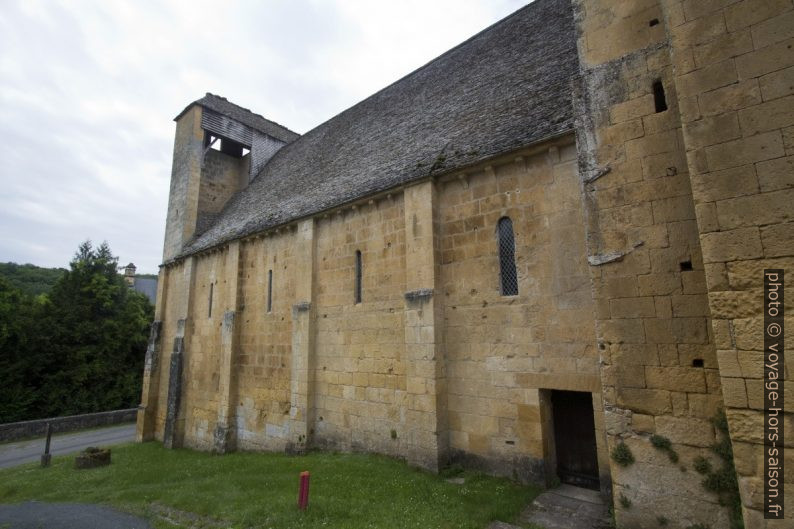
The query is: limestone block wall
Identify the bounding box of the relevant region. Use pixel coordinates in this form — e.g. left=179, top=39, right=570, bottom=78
left=403, top=181, right=448, bottom=471
left=163, top=105, right=253, bottom=261
left=163, top=106, right=203, bottom=262
left=196, top=149, right=249, bottom=235
left=141, top=136, right=611, bottom=481
left=312, top=196, right=408, bottom=457
left=438, top=138, right=607, bottom=484
left=181, top=251, right=230, bottom=450
left=235, top=231, right=296, bottom=450
left=154, top=260, right=189, bottom=441
left=662, top=0, right=794, bottom=526
left=574, top=0, right=727, bottom=526
left=136, top=266, right=166, bottom=441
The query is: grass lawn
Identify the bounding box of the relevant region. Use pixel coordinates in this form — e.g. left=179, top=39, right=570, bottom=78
left=0, top=442, right=541, bottom=528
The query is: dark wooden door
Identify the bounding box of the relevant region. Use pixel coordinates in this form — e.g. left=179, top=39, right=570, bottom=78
left=551, top=390, right=599, bottom=490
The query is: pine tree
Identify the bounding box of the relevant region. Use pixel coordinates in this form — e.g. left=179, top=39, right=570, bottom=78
left=0, top=241, right=153, bottom=421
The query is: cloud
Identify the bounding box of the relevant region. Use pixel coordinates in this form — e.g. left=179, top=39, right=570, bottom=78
left=0, top=0, right=528, bottom=273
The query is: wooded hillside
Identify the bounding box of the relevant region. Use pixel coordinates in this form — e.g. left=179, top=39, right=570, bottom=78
left=0, top=262, right=67, bottom=297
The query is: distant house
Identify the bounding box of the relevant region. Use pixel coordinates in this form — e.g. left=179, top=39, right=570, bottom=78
left=123, top=263, right=157, bottom=305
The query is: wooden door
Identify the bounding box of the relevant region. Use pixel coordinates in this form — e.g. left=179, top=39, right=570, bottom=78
left=551, top=390, right=599, bottom=490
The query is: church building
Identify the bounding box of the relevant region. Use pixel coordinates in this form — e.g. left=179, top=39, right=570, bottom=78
left=137, top=0, right=793, bottom=527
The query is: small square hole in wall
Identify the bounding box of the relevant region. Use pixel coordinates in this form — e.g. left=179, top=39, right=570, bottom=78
left=692, top=359, right=704, bottom=368
left=649, top=18, right=660, bottom=26
left=680, top=260, right=693, bottom=271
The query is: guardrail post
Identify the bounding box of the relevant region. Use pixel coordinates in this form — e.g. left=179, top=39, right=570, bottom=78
left=40, top=422, right=52, bottom=467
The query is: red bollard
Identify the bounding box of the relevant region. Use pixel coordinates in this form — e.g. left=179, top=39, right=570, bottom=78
left=298, top=471, right=310, bottom=510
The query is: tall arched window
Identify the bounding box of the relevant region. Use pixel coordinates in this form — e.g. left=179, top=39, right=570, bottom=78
left=354, top=250, right=362, bottom=304
left=497, top=217, right=518, bottom=296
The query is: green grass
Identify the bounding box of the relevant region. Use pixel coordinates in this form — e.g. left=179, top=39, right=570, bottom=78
left=0, top=442, right=540, bottom=529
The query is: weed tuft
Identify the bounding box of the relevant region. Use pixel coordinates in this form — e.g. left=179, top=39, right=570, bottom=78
left=611, top=441, right=634, bottom=467
left=618, top=493, right=632, bottom=509
left=649, top=434, right=679, bottom=463
left=699, top=410, right=743, bottom=529
left=650, top=435, right=671, bottom=451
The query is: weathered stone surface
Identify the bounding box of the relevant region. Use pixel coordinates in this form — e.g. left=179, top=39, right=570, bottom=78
left=761, top=222, right=794, bottom=257
left=521, top=485, right=610, bottom=529
left=726, top=408, right=765, bottom=443
left=645, top=366, right=706, bottom=393
left=701, top=228, right=764, bottom=263
left=163, top=329, right=185, bottom=450
left=655, top=416, right=715, bottom=447
left=616, top=388, right=672, bottom=415
left=707, top=290, right=760, bottom=319
left=631, top=413, right=655, bottom=433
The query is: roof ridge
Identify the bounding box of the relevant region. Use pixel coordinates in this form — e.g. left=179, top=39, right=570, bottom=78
left=173, top=93, right=300, bottom=141
left=204, top=92, right=259, bottom=117
left=202, top=92, right=299, bottom=137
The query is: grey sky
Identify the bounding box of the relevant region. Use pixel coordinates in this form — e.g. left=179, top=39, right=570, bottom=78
left=0, top=0, right=528, bottom=274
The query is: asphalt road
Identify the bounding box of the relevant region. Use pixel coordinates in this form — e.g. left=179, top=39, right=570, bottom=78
left=0, top=502, right=152, bottom=529
left=0, top=423, right=136, bottom=469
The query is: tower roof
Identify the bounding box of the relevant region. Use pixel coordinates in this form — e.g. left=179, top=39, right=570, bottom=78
left=175, top=93, right=300, bottom=144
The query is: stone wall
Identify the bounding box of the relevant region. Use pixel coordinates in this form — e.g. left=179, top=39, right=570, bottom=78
left=573, top=0, right=727, bottom=526
left=162, top=106, right=250, bottom=261
left=140, top=136, right=610, bottom=482
left=663, top=0, right=794, bottom=525
left=180, top=251, right=229, bottom=450
left=234, top=231, right=296, bottom=450
left=137, top=257, right=192, bottom=445
left=196, top=149, right=249, bottom=235
left=438, top=139, right=607, bottom=484
left=162, top=106, right=203, bottom=262
left=312, top=195, right=408, bottom=457
left=0, top=409, right=137, bottom=443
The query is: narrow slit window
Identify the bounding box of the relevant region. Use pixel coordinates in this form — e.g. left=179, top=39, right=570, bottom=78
left=208, top=282, right=214, bottom=318
left=354, top=250, right=362, bottom=304
left=497, top=217, right=518, bottom=296
left=653, top=79, right=668, bottom=112
left=267, top=269, right=273, bottom=313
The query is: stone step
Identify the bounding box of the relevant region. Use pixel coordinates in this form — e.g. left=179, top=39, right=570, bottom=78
left=521, top=486, right=612, bottom=529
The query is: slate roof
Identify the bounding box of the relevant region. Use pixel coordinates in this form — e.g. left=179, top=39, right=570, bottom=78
left=176, top=93, right=300, bottom=143
left=178, top=0, right=578, bottom=259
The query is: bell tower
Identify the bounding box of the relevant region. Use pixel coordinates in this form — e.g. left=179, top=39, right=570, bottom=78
left=162, top=94, right=299, bottom=262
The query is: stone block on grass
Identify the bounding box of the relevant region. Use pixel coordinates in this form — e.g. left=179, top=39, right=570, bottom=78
left=75, top=447, right=111, bottom=469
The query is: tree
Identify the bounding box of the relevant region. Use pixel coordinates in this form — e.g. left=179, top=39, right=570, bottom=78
left=0, top=277, right=42, bottom=422
left=0, top=241, right=153, bottom=422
